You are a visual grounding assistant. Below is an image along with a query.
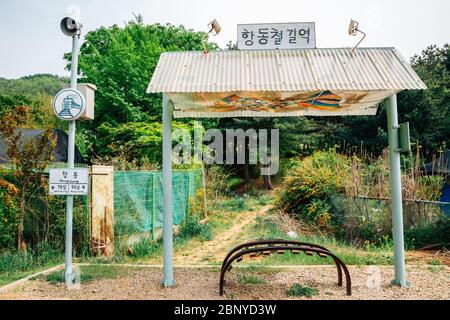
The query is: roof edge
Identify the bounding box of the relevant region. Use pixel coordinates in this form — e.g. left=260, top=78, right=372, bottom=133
left=158, top=47, right=397, bottom=55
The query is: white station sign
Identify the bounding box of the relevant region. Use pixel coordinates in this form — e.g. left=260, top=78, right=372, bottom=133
left=49, top=168, right=89, bottom=196
left=237, top=22, right=316, bottom=50
left=53, top=88, right=86, bottom=121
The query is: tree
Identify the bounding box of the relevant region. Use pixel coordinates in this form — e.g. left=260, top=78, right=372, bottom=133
left=0, top=74, right=66, bottom=129
left=64, top=16, right=219, bottom=161
left=308, top=44, right=450, bottom=160
left=0, top=106, right=55, bottom=251
left=0, top=74, right=67, bottom=97
left=216, top=117, right=323, bottom=189
left=398, top=44, right=450, bottom=158
left=93, top=120, right=194, bottom=167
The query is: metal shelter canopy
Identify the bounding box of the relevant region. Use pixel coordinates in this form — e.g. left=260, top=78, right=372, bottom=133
left=147, top=47, right=426, bottom=117
left=146, top=46, right=427, bottom=289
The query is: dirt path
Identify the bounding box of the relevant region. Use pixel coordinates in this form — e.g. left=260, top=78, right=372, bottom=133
left=173, top=205, right=272, bottom=265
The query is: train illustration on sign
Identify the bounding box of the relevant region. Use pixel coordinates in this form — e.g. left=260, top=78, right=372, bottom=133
left=53, top=88, right=86, bottom=121
left=59, top=94, right=82, bottom=118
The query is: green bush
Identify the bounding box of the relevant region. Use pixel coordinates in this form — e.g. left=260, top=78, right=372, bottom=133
left=128, top=238, right=161, bottom=259
left=177, top=216, right=213, bottom=242
left=286, top=284, right=318, bottom=298
left=405, top=214, right=450, bottom=249
left=0, top=196, right=17, bottom=250
left=276, top=150, right=350, bottom=228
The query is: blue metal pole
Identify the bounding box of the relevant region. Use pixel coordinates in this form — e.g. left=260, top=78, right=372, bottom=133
left=162, top=93, right=176, bottom=287
left=386, top=94, right=408, bottom=287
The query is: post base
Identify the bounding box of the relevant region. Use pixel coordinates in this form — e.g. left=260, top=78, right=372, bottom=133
left=160, top=278, right=177, bottom=288
left=62, top=270, right=76, bottom=285
left=391, top=279, right=410, bottom=288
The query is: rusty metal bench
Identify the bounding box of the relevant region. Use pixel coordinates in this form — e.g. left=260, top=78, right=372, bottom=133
left=219, top=239, right=351, bottom=296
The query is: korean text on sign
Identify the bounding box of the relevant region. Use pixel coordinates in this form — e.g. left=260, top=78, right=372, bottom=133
left=49, top=168, right=89, bottom=196
left=237, top=23, right=316, bottom=50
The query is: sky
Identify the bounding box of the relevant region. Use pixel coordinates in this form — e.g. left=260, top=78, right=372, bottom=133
left=0, top=0, right=448, bottom=79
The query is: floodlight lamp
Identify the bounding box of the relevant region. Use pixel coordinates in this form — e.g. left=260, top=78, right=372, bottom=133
left=203, top=19, right=221, bottom=53
left=347, top=19, right=366, bottom=52
left=208, top=19, right=221, bottom=36
left=348, top=19, right=359, bottom=36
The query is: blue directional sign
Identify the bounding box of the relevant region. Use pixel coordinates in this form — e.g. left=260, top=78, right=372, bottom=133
left=53, top=88, right=86, bottom=120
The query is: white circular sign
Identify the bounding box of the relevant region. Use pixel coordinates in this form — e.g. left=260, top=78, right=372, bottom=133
left=53, top=89, right=86, bottom=121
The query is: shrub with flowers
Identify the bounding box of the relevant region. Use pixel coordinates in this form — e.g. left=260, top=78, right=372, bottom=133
left=276, top=150, right=350, bottom=229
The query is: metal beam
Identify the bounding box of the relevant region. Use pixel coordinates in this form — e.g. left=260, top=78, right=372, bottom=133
left=161, top=93, right=176, bottom=287
left=386, top=94, right=408, bottom=287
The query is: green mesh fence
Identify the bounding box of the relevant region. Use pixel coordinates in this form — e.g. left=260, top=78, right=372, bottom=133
left=114, top=169, right=203, bottom=238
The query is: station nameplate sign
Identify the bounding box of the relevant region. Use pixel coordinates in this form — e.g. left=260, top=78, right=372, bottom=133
left=49, top=168, right=89, bottom=196
left=237, top=22, right=316, bottom=50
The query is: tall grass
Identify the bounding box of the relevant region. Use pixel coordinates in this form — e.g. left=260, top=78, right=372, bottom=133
left=0, top=244, right=62, bottom=274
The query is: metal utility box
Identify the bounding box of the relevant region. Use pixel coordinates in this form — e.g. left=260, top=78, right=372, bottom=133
left=397, top=122, right=411, bottom=153
left=77, top=83, right=96, bottom=120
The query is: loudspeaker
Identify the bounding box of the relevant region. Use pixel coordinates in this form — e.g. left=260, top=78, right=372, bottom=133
left=60, top=17, right=82, bottom=37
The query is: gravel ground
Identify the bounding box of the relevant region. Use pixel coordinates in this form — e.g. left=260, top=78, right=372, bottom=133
left=0, top=265, right=448, bottom=300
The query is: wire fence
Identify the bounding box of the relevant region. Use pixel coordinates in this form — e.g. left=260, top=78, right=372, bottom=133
left=331, top=195, right=450, bottom=245
left=113, top=169, right=204, bottom=240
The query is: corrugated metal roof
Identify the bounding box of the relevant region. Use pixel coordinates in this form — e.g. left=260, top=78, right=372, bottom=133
left=147, top=47, right=426, bottom=93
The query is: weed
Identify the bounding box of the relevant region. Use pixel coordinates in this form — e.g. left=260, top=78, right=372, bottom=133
left=44, top=265, right=138, bottom=284
left=428, top=265, right=445, bottom=273
left=128, top=238, right=161, bottom=259
left=237, top=274, right=266, bottom=285
left=238, top=265, right=282, bottom=275
left=225, top=292, right=237, bottom=300
left=201, top=255, right=213, bottom=262
left=177, top=217, right=213, bottom=242
left=44, top=271, right=95, bottom=284
left=286, top=284, right=318, bottom=298
left=218, top=197, right=249, bottom=213
left=428, top=259, right=442, bottom=266
left=44, top=271, right=63, bottom=284
left=256, top=194, right=271, bottom=206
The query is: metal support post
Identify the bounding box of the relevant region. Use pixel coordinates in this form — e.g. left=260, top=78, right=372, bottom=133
left=386, top=94, right=408, bottom=287
left=161, top=93, right=176, bottom=287
left=64, top=34, right=79, bottom=284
